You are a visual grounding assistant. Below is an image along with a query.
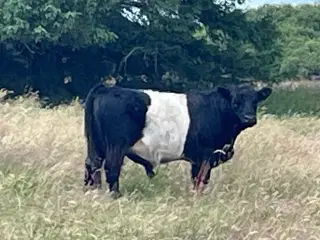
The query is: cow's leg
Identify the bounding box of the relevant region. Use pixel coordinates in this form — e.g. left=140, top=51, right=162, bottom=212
left=104, top=147, right=126, bottom=198
left=201, top=155, right=219, bottom=186
left=190, top=162, right=202, bottom=190
left=190, top=150, right=213, bottom=192
left=202, top=145, right=235, bottom=187
left=126, top=153, right=155, bottom=178
left=84, top=156, right=103, bottom=190
left=190, top=149, right=211, bottom=188
left=84, top=135, right=105, bottom=190
left=221, top=144, right=235, bottom=162
left=203, top=168, right=212, bottom=185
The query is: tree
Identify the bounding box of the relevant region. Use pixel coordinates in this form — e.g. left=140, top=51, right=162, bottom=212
left=0, top=0, right=280, bottom=102
left=250, top=4, right=320, bottom=80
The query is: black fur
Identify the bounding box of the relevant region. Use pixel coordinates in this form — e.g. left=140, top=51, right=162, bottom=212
left=83, top=84, right=152, bottom=196
left=184, top=84, right=272, bottom=186
left=83, top=83, right=272, bottom=197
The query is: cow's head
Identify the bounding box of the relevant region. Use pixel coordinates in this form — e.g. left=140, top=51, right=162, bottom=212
left=217, top=84, right=272, bottom=128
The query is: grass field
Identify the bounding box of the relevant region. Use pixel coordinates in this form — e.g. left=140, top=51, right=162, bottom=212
left=0, top=88, right=320, bottom=239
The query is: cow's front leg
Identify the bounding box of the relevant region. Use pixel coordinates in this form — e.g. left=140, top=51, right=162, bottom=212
left=190, top=162, right=210, bottom=193
left=203, top=168, right=212, bottom=185
left=190, top=162, right=201, bottom=190
left=202, top=144, right=235, bottom=187
left=219, top=144, right=235, bottom=162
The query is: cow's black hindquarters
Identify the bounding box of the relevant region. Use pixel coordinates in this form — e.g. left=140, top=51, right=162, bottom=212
left=103, top=145, right=127, bottom=198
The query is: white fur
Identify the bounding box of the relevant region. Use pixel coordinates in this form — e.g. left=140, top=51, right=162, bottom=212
left=130, top=90, right=190, bottom=167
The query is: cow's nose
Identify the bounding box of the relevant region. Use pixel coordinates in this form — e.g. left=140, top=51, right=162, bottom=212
left=243, top=115, right=256, bottom=124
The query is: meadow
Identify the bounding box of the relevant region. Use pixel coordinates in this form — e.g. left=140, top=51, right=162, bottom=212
left=0, top=84, right=319, bottom=240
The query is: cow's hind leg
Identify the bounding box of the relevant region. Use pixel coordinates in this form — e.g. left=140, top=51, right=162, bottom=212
left=104, top=146, right=126, bottom=199
left=126, top=153, right=155, bottom=178
left=84, top=156, right=103, bottom=190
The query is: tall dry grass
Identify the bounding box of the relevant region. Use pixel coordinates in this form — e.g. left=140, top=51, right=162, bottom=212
left=0, top=91, right=319, bottom=239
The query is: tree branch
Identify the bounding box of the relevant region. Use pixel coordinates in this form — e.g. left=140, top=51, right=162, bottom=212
left=23, top=43, right=35, bottom=55
left=117, top=46, right=144, bottom=75
left=162, top=46, right=181, bottom=52
left=154, top=47, right=159, bottom=76
left=120, top=0, right=148, bottom=9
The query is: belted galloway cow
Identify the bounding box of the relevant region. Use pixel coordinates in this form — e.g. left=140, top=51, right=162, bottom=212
left=83, top=83, right=272, bottom=198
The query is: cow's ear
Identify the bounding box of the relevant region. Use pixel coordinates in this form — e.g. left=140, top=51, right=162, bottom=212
left=257, top=87, right=272, bottom=102
left=217, top=87, right=231, bottom=101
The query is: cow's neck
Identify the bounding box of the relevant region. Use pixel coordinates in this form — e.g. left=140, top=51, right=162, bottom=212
left=220, top=111, right=252, bottom=148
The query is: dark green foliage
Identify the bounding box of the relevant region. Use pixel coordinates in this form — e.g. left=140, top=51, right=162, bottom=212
left=0, top=0, right=281, bottom=101
left=248, top=4, right=320, bottom=80
left=0, top=1, right=319, bottom=103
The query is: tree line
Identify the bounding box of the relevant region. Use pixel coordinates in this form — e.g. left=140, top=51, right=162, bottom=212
left=0, top=1, right=319, bottom=103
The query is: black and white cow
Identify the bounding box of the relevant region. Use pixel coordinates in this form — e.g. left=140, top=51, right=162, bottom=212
left=83, top=83, right=272, bottom=198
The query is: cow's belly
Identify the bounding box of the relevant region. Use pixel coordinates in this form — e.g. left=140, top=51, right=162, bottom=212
left=130, top=90, right=191, bottom=166
left=130, top=139, right=183, bottom=166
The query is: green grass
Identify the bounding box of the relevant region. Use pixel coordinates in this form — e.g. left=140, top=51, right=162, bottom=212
left=262, top=86, right=320, bottom=117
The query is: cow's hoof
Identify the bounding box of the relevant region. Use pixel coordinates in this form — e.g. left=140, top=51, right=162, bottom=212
left=90, top=183, right=102, bottom=191
left=83, top=184, right=96, bottom=192
left=110, top=191, right=123, bottom=199
left=83, top=185, right=101, bottom=195
left=190, top=185, right=197, bottom=193
left=147, top=170, right=156, bottom=179
left=190, top=180, right=207, bottom=195
left=83, top=185, right=90, bottom=192
left=197, top=182, right=206, bottom=194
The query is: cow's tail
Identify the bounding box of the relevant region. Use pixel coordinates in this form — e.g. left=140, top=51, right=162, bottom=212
left=84, top=83, right=110, bottom=159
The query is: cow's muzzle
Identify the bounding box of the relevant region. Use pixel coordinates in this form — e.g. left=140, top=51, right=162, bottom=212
left=241, top=115, right=257, bottom=127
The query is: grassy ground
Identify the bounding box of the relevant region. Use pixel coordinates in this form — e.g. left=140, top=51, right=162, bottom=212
left=262, top=86, right=320, bottom=117
left=0, top=90, right=320, bottom=239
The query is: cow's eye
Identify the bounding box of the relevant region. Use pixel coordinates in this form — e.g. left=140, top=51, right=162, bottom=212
left=233, top=102, right=240, bottom=108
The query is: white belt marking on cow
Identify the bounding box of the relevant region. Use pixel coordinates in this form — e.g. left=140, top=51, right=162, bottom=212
left=130, top=90, right=191, bottom=167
